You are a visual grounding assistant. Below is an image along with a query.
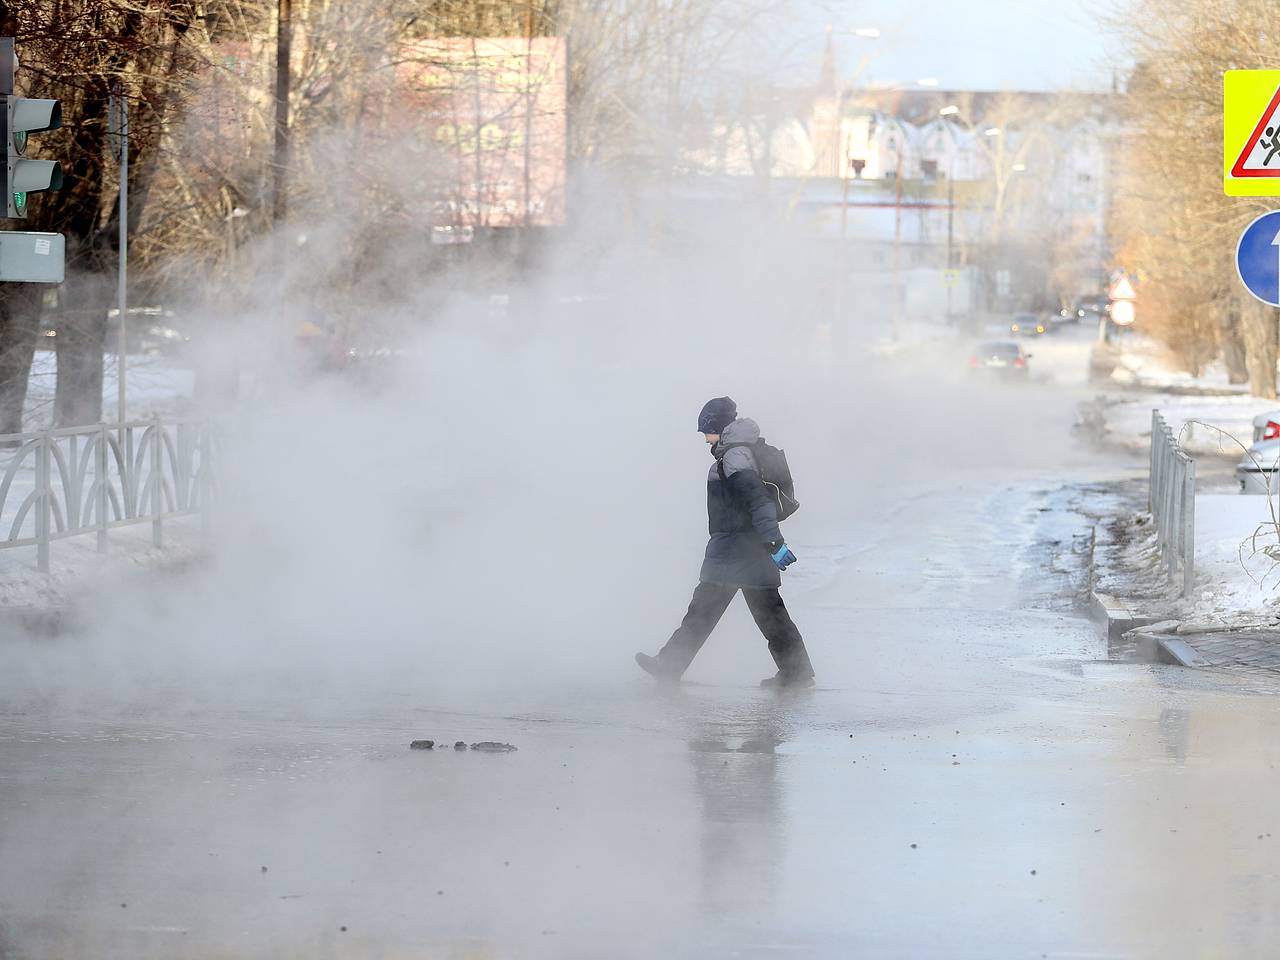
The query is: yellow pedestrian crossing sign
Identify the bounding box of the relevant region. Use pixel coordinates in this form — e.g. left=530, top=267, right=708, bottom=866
left=942, top=269, right=960, bottom=288
left=1225, top=70, right=1280, bottom=196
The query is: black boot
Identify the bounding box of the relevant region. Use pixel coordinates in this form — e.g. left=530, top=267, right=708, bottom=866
left=635, top=652, right=681, bottom=682
left=760, top=670, right=815, bottom=690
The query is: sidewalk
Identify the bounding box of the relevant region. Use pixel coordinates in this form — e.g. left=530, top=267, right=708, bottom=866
left=0, top=520, right=206, bottom=636
left=1153, top=626, right=1280, bottom=670
left=1087, top=404, right=1280, bottom=669
left=0, top=350, right=203, bottom=633
left=1081, top=333, right=1280, bottom=668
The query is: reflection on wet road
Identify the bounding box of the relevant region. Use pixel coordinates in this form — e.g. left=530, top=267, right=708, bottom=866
left=7, top=600, right=1280, bottom=958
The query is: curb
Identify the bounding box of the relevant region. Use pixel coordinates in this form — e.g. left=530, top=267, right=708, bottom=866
left=1088, top=590, right=1165, bottom=644
left=1153, top=635, right=1210, bottom=667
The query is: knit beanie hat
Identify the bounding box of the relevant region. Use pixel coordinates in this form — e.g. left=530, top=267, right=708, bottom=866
left=696, top=396, right=737, bottom=434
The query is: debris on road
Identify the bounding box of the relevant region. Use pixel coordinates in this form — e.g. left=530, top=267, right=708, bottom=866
left=409, top=740, right=435, bottom=750
left=689, top=739, right=729, bottom=752
left=471, top=741, right=517, bottom=752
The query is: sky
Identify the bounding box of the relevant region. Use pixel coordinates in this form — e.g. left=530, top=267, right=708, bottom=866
left=806, top=0, right=1124, bottom=92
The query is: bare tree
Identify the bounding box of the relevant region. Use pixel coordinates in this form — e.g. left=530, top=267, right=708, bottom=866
left=0, top=0, right=205, bottom=426
left=1111, top=0, right=1280, bottom=395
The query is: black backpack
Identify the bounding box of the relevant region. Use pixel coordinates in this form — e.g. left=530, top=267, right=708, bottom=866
left=717, top=438, right=801, bottom=521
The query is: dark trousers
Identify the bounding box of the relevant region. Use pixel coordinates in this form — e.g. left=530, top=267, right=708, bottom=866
left=657, top=582, right=815, bottom=679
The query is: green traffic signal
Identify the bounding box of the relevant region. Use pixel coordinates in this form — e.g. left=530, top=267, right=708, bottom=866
left=0, top=40, right=61, bottom=220
left=4, top=97, right=60, bottom=218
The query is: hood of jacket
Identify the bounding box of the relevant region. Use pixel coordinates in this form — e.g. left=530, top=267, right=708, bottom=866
left=711, top=418, right=760, bottom=458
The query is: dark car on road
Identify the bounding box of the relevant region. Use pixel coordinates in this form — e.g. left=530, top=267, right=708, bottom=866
left=1075, top=298, right=1106, bottom=324
left=1010, top=313, right=1047, bottom=337
left=969, top=340, right=1030, bottom=378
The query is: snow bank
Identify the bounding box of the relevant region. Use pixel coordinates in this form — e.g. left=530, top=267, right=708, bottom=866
left=1099, top=392, right=1277, bottom=459
left=1183, top=494, right=1280, bottom=623
left=1106, top=336, right=1248, bottom=395
left=23, top=350, right=196, bottom=430
left=0, top=519, right=203, bottom=614
left=0, top=352, right=199, bottom=612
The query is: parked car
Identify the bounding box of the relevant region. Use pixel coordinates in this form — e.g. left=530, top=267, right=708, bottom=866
left=1050, top=307, right=1078, bottom=327
left=1252, top=409, right=1280, bottom=443
left=968, top=340, right=1031, bottom=378
left=1009, top=313, right=1047, bottom=336
left=1076, top=298, right=1107, bottom=321
left=1237, top=438, right=1280, bottom=493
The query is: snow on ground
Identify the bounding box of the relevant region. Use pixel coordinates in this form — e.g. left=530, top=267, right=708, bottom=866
left=23, top=350, right=196, bottom=429
left=1106, top=334, right=1249, bottom=394
left=1091, top=334, right=1276, bottom=459
left=1099, top=391, right=1277, bottom=460
left=0, top=517, right=204, bottom=613
left=1178, top=494, right=1280, bottom=624
left=0, top=352, right=200, bottom=611
left=1114, top=492, right=1280, bottom=625
left=1088, top=337, right=1280, bottom=622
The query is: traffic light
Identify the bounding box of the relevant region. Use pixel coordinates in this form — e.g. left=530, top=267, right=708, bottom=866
left=0, top=38, right=61, bottom=219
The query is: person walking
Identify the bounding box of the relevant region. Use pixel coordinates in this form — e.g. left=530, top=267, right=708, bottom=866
left=635, top=397, right=816, bottom=688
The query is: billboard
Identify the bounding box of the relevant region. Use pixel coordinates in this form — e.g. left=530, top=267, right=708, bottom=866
left=394, top=37, right=567, bottom=231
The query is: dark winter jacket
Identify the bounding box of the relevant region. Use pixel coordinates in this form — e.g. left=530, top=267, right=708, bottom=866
left=699, top=418, right=784, bottom=589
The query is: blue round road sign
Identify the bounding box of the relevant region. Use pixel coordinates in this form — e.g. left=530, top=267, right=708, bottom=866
left=1237, top=210, right=1280, bottom=306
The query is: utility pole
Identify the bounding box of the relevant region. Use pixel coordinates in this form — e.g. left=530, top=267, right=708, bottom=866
left=523, top=1, right=535, bottom=231
left=946, top=155, right=955, bottom=324
left=892, top=148, right=903, bottom=341
left=109, top=85, right=127, bottom=429
left=273, top=0, right=290, bottom=228
left=837, top=133, right=851, bottom=334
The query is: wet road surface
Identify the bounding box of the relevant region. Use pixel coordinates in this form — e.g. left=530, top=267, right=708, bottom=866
left=4, top=331, right=1280, bottom=958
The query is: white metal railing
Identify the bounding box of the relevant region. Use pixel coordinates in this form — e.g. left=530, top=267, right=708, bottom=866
left=1149, top=410, right=1195, bottom=595
left=0, top=416, right=216, bottom=572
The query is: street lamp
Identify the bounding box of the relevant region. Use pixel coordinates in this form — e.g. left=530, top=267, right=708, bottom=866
left=868, top=79, right=948, bottom=341
left=938, top=108, right=1003, bottom=324
left=831, top=24, right=885, bottom=340
left=940, top=107, right=965, bottom=322
left=949, top=120, right=1035, bottom=311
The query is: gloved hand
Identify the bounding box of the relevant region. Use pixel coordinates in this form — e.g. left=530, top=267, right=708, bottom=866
left=770, top=542, right=797, bottom=571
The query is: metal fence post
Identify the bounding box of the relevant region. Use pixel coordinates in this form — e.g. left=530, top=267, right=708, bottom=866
left=1174, top=456, right=1185, bottom=584
left=151, top=415, right=162, bottom=547
left=97, top=423, right=108, bottom=553
left=1183, top=459, right=1196, bottom=595
left=1165, top=456, right=1178, bottom=578
left=1149, top=409, right=1158, bottom=512
left=1149, top=412, right=1198, bottom=597
left=0, top=418, right=214, bottom=573
left=199, top=426, right=211, bottom=538
left=36, top=431, right=50, bottom=572
left=1153, top=422, right=1165, bottom=527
